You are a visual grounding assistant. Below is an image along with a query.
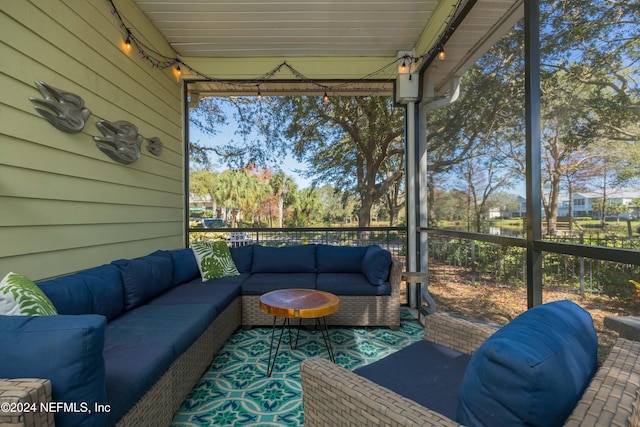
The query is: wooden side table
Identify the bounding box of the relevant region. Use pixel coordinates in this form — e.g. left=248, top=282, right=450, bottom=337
left=260, top=289, right=340, bottom=376
left=401, top=271, right=436, bottom=325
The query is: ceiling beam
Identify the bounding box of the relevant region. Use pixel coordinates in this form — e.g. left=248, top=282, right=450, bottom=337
left=180, top=56, right=399, bottom=81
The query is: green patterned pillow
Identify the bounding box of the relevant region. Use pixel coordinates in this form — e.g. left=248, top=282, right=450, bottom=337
left=0, top=272, right=57, bottom=316
left=191, top=241, right=240, bottom=281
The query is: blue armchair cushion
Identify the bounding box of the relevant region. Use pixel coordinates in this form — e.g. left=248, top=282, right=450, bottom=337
left=168, top=248, right=200, bottom=285
left=37, top=264, right=124, bottom=321
left=316, top=245, right=368, bottom=273
left=457, top=300, right=598, bottom=427
left=251, top=244, right=317, bottom=273
left=361, top=245, right=392, bottom=285
left=355, top=340, right=471, bottom=420
left=0, top=314, right=108, bottom=427
left=112, top=252, right=174, bottom=311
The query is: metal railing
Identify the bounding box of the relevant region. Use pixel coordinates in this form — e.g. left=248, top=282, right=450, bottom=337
left=188, top=225, right=639, bottom=299
left=188, top=226, right=407, bottom=262
left=427, top=231, right=640, bottom=298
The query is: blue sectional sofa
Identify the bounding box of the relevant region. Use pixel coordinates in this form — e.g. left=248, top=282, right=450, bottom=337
left=0, top=243, right=400, bottom=427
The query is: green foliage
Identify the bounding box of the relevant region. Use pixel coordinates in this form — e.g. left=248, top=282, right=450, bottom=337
left=428, top=0, right=639, bottom=236
left=189, top=95, right=405, bottom=228
left=432, top=235, right=640, bottom=299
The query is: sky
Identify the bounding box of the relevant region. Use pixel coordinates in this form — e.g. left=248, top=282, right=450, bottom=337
left=188, top=103, right=313, bottom=189
left=189, top=100, right=527, bottom=198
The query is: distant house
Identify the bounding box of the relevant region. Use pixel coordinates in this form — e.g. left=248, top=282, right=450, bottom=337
left=562, top=189, right=639, bottom=219
left=488, top=207, right=503, bottom=219
left=514, top=196, right=544, bottom=218
left=516, top=196, right=526, bottom=218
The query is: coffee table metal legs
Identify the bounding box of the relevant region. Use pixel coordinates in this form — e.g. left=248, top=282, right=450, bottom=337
left=266, top=316, right=335, bottom=376
left=317, top=317, right=335, bottom=362
left=266, top=316, right=288, bottom=377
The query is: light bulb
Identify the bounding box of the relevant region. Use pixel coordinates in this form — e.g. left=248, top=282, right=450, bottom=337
left=438, top=48, right=445, bottom=61
left=124, top=36, right=131, bottom=51
left=323, top=91, right=329, bottom=102
left=399, top=60, right=407, bottom=73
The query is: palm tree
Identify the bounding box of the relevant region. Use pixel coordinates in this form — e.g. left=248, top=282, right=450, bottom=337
left=270, top=171, right=296, bottom=228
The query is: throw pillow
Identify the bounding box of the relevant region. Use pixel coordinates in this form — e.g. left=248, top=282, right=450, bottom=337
left=191, top=241, right=240, bottom=280
left=361, top=245, right=392, bottom=285
left=0, top=272, right=57, bottom=316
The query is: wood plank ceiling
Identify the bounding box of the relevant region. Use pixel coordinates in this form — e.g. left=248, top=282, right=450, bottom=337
left=131, top=0, right=523, bottom=97
left=131, top=0, right=441, bottom=58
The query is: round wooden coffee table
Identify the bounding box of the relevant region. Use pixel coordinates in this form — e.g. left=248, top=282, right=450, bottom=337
left=260, top=289, right=339, bottom=376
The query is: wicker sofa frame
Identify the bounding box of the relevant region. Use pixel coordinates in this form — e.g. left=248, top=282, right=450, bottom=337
left=301, top=311, right=640, bottom=427
left=241, top=257, right=402, bottom=330
left=0, top=297, right=241, bottom=427
left=0, top=254, right=402, bottom=427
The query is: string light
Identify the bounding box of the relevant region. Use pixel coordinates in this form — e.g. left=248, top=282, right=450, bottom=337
left=399, top=59, right=407, bottom=73
left=106, top=0, right=463, bottom=94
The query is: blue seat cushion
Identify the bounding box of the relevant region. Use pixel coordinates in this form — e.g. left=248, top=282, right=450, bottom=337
left=361, top=245, right=392, bottom=285
left=317, top=273, right=391, bottom=295
left=105, top=304, right=218, bottom=358
left=168, top=248, right=200, bottom=285
left=37, top=264, right=124, bottom=321
left=112, top=252, right=174, bottom=310
left=103, top=303, right=218, bottom=424
left=457, top=300, right=598, bottom=427
left=147, top=275, right=245, bottom=313
left=355, top=340, right=471, bottom=420
left=230, top=245, right=254, bottom=273
left=251, top=244, right=317, bottom=273
left=103, top=340, right=174, bottom=426
left=0, top=314, right=108, bottom=427
left=316, top=245, right=368, bottom=273
left=241, top=273, right=316, bottom=295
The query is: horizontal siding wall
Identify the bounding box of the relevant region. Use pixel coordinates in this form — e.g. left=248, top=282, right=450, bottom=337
left=0, top=0, right=184, bottom=280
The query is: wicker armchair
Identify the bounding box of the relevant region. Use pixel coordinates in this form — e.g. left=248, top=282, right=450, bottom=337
left=301, top=312, right=640, bottom=427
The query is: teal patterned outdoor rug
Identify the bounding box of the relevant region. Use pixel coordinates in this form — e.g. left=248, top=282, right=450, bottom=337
left=171, top=310, right=422, bottom=426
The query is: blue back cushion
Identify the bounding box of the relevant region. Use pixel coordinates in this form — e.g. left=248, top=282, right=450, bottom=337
left=112, top=252, right=174, bottom=311
left=230, top=244, right=254, bottom=273
left=168, top=248, right=199, bottom=285
left=241, top=273, right=317, bottom=295
left=316, top=273, right=391, bottom=296
left=361, top=245, right=392, bottom=285
left=316, top=244, right=368, bottom=273
left=457, top=300, right=598, bottom=427
left=0, top=314, right=108, bottom=427
left=251, top=244, right=317, bottom=273
left=37, top=264, right=124, bottom=321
